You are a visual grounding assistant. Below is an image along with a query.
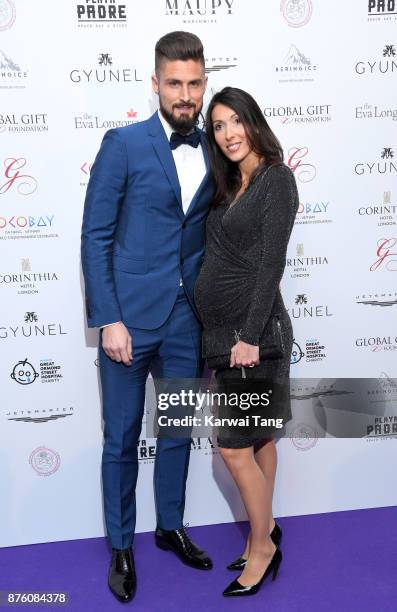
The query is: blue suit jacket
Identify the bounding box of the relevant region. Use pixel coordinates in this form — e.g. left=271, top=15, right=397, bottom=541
left=81, top=111, right=213, bottom=329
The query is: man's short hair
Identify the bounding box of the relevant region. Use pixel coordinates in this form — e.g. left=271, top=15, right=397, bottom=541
left=155, top=31, right=204, bottom=76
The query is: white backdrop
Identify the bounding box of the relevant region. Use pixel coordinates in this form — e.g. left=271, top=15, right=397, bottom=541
left=1, top=0, right=396, bottom=547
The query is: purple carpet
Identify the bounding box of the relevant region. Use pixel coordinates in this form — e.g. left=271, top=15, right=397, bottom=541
left=1, top=506, right=396, bottom=611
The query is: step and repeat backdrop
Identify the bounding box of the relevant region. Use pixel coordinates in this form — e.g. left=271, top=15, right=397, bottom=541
left=1, top=0, right=396, bottom=547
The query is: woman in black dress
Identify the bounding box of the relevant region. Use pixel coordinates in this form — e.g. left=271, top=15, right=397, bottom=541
left=194, top=87, right=299, bottom=597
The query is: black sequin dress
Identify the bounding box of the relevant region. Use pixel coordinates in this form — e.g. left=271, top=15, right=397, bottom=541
left=194, top=164, right=299, bottom=448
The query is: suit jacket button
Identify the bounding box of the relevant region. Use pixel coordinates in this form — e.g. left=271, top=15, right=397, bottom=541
left=182, top=221, right=186, bottom=229
left=180, top=258, right=184, bottom=265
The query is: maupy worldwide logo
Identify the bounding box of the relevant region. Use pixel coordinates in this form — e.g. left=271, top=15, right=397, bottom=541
left=370, top=237, right=397, bottom=271
left=74, top=108, right=138, bottom=130
left=0, top=258, right=59, bottom=295
left=281, top=0, right=313, bottom=27
left=0, top=311, right=67, bottom=341
left=205, top=55, right=238, bottom=74
left=287, top=243, right=328, bottom=279
left=355, top=335, right=397, bottom=352
left=355, top=44, right=397, bottom=75
left=355, top=147, right=397, bottom=176
left=29, top=447, right=60, bottom=477
left=287, top=146, right=316, bottom=182
left=10, top=357, right=63, bottom=384
left=76, top=0, right=127, bottom=28
left=165, top=0, right=234, bottom=23
left=0, top=113, right=48, bottom=134
left=295, top=200, right=332, bottom=226
left=0, top=50, right=28, bottom=88
left=0, top=213, right=57, bottom=242
left=358, top=191, right=397, bottom=227
left=356, top=290, right=397, bottom=307
left=265, top=104, right=331, bottom=126
left=70, top=53, right=142, bottom=85
left=276, top=44, right=317, bottom=83
left=0, top=1, right=16, bottom=31
left=288, top=293, right=333, bottom=319
left=0, top=158, right=38, bottom=195
left=355, top=103, right=397, bottom=122
left=368, top=0, right=397, bottom=21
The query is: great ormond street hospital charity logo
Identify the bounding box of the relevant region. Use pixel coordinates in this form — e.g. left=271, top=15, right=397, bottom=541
left=10, top=358, right=39, bottom=385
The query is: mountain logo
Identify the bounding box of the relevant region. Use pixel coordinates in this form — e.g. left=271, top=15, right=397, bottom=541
left=284, top=44, right=311, bottom=66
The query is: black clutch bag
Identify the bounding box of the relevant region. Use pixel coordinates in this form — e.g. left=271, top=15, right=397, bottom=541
left=203, top=315, right=285, bottom=371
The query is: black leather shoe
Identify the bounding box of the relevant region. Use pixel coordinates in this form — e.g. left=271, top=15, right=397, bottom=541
left=155, top=527, right=213, bottom=570
left=227, top=523, right=282, bottom=571
left=108, top=548, right=136, bottom=603
left=223, top=547, right=282, bottom=597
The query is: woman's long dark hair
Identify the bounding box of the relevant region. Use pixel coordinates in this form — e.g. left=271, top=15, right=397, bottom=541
left=205, top=87, right=284, bottom=206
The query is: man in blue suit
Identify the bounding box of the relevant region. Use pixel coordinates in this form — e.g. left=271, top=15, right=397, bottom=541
left=81, top=31, right=214, bottom=602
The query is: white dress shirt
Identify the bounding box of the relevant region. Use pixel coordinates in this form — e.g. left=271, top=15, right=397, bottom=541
left=101, top=110, right=207, bottom=328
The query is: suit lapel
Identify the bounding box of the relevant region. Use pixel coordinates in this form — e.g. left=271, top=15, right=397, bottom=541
left=148, top=112, right=184, bottom=220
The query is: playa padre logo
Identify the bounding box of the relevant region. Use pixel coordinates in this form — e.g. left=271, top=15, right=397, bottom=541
left=76, top=0, right=127, bottom=28
left=165, top=0, right=234, bottom=23
left=358, top=191, right=397, bottom=227
left=354, top=148, right=397, bottom=176
left=355, top=44, right=397, bottom=75
left=368, top=0, right=397, bottom=21
left=280, top=0, right=313, bottom=27
left=275, top=45, right=317, bottom=83
left=69, top=53, right=143, bottom=85
left=0, top=1, right=16, bottom=31
left=29, top=447, right=60, bottom=477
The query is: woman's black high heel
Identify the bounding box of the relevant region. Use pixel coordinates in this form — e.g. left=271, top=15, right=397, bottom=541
left=227, top=522, right=282, bottom=571
left=223, top=547, right=282, bottom=597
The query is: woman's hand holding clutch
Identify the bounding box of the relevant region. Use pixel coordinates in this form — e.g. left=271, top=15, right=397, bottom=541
left=230, top=340, right=260, bottom=369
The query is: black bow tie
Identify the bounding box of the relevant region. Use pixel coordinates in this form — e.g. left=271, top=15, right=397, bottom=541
left=170, top=130, right=200, bottom=150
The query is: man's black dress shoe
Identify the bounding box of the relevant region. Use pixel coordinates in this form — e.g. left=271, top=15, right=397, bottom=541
left=227, top=522, right=282, bottom=571
left=108, top=548, right=136, bottom=603
left=155, top=527, right=213, bottom=570
left=223, top=547, right=282, bottom=597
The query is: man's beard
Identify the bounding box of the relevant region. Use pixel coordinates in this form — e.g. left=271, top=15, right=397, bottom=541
left=159, top=100, right=202, bottom=134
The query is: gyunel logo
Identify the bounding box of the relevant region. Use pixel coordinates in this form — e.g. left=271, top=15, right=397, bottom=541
left=355, top=44, right=397, bottom=74
left=355, top=147, right=397, bottom=175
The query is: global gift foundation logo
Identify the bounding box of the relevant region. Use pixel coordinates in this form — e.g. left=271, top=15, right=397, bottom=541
left=29, top=447, right=60, bottom=477
left=355, top=335, right=397, bottom=352
left=0, top=113, right=48, bottom=134
left=370, top=237, right=397, bottom=271
left=264, top=104, right=331, bottom=126
left=0, top=158, right=38, bottom=195
left=355, top=44, right=397, bottom=75
left=0, top=1, right=16, bottom=31
left=287, top=146, right=316, bottom=182
left=76, top=0, right=127, bottom=28
left=281, top=0, right=313, bottom=27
